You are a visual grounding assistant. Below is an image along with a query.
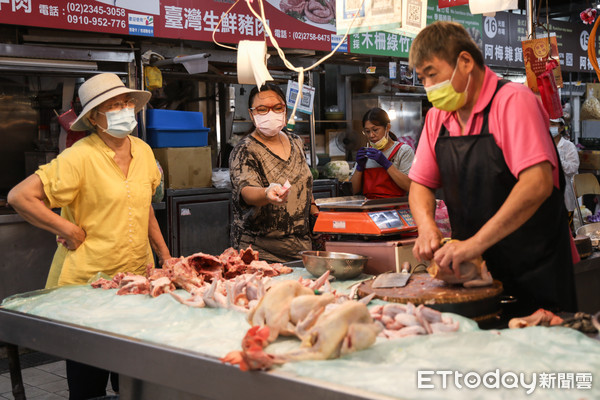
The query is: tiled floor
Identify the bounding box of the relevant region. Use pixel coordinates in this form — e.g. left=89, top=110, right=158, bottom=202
left=0, top=360, right=116, bottom=399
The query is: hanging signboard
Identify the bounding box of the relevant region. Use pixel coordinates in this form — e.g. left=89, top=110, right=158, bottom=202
left=349, top=31, right=413, bottom=58
left=438, top=0, right=469, bottom=8
left=335, top=0, right=426, bottom=38
left=0, top=0, right=343, bottom=52
left=349, top=0, right=480, bottom=57
left=336, top=0, right=402, bottom=35
left=480, top=12, right=598, bottom=74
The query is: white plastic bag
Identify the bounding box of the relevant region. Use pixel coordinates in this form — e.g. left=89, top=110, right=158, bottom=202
left=212, top=168, right=231, bottom=189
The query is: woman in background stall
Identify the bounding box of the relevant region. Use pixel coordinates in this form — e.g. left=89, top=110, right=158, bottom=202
left=350, top=107, right=414, bottom=198
left=551, top=117, right=579, bottom=228
left=229, top=83, right=317, bottom=263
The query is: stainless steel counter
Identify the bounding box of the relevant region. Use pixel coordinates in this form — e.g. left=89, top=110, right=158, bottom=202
left=0, top=308, right=393, bottom=400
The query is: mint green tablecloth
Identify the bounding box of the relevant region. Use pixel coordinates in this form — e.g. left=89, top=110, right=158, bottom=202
left=2, top=269, right=599, bottom=400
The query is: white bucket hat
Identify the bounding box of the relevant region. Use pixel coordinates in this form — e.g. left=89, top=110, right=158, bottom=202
left=70, top=73, right=151, bottom=131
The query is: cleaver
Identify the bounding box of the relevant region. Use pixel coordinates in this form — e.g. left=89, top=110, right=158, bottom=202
left=371, top=245, right=412, bottom=288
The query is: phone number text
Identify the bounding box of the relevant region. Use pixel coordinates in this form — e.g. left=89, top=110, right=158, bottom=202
left=66, top=14, right=126, bottom=28
left=66, top=2, right=126, bottom=17
left=292, top=32, right=330, bottom=42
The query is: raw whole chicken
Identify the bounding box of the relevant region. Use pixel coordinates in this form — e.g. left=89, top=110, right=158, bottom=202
left=280, top=301, right=381, bottom=362
left=427, top=240, right=493, bottom=287
left=222, top=300, right=381, bottom=370
left=247, top=280, right=314, bottom=341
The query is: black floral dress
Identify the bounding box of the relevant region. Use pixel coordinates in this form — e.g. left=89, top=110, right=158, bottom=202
left=229, top=131, right=313, bottom=262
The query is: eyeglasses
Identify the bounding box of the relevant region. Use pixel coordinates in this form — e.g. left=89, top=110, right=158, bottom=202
left=249, top=104, right=286, bottom=115
left=101, top=98, right=137, bottom=112
left=362, top=126, right=384, bottom=136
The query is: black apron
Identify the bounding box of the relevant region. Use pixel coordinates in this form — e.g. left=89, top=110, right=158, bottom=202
left=434, top=80, right=577, bottom=313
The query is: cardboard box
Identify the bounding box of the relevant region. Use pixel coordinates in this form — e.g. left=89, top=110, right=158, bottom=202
left=325, top=239, right=428, bottom=275
left=152, top=147, right=212, bottom=189
left=579, top=150, right=600, bottom=170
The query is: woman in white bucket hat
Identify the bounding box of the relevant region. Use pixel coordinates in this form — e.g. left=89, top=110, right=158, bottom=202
left=8, top=73, right=172, bottom=399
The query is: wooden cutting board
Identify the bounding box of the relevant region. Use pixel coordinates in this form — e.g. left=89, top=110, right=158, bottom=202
left=358, top=273, right=503, bottom=320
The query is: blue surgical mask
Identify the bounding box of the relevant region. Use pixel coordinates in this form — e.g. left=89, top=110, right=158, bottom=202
left=99, top=108, right=137, bottom=138
left=550, top=126, right=560, bottom=137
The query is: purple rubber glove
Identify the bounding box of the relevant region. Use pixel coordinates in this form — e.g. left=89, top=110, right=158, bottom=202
left=366, top=148, right=392, bottom=170
left=355, top=147, right=369, bottom=172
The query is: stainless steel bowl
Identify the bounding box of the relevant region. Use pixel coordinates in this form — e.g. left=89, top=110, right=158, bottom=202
left=299, top=250, right=369, bottom=280
left=576, top=222, right=600, bottom=240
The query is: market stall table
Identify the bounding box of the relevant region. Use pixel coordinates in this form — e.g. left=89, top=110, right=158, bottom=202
left=0, top=270, right=599, bottom=400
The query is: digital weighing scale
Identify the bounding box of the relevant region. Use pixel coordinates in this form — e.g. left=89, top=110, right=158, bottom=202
left=314, top=196, right=419, bottom=275
left=313, top=196, right=417, bottom=236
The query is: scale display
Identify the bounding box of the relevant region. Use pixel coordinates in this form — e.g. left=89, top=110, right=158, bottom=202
left=368, top=210, right=405, bottom=230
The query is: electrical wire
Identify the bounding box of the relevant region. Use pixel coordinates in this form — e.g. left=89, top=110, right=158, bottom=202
left=212, top=0, right=241, bottom=51
left=213, top=0, right=367, bottom=128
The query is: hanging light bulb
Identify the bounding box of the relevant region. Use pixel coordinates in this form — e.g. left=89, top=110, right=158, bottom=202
left=388, top=109, right=397, bottom=120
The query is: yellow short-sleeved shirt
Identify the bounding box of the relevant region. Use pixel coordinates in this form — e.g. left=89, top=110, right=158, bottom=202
left=36, top=133, right=161, bottom=287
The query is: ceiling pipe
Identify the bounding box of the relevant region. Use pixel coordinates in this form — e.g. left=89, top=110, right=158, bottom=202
left=526, top=0, right=535, bottom=39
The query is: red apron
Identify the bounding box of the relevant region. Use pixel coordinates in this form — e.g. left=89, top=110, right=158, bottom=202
left=362, top=143, right=406, bottom=199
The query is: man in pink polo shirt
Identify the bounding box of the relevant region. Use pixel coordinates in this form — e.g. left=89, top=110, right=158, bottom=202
left=408, top=21, right=576, bottom=314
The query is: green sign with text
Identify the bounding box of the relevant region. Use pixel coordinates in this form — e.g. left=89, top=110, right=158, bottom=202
left=349, top=0, right=482, bottom=57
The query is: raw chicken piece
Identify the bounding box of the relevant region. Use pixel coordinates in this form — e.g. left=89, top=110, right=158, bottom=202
left=369, top=302, right=459, bottom=339
left=149, top=276, right=176, bottom=297
left=383, top=325, right=427, bottom=339
left=428, top=253, right=493, bottom=288
left=239, top=246, right=259, bottom=264
left=508, top=308, right=564, bottom=329
left=247, top=280, right=314, bottom=341
left=202, top=279, right=228, bottom=308
left=221, top=326, right=274, bottom=371
left=90, top=278, right=118, bottom=290
left=170, top=292, right=206, bottom=308
left=279, top=301, right=381, bottom=361
left=290, top=293, right=336, bottom=335
left=223, top=301, right=381, bottom=371
left=116, top=275, right=150, bottom=295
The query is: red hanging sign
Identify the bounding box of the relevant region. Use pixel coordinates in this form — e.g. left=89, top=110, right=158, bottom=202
left=0, top=0, right=340, bottom=52
left=438, top=0, right=469, bottom=8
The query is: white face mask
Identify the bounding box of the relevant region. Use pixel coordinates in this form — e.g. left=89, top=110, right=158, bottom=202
left=253, top=111, right=285, bottom=137
left=550, top=126, right=560, bottom=137
left=99, top=107, right=137, bottom=138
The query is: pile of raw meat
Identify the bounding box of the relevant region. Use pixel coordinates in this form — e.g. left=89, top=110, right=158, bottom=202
left=91, top=246, right=292, bottom=303
left=221, top=274, right=460, bottom=371
left=369, top=303, right=460, bottom=339
left=91, top=247, right=461, bottom=372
